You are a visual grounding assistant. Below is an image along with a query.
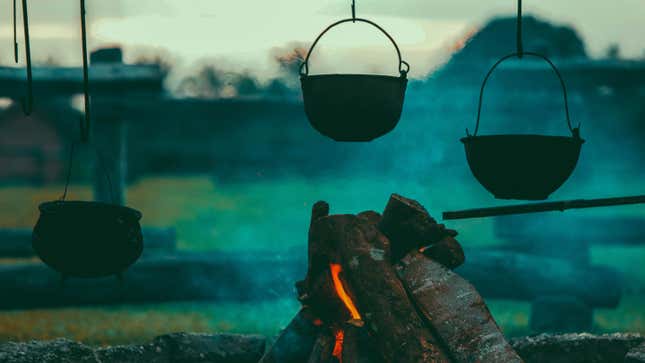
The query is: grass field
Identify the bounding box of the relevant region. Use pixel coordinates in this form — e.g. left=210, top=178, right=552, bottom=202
left=1, top=176, right=644, bottom=345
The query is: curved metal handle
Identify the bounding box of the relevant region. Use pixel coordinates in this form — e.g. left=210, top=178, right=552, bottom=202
left=469, top=52, right=579, bottom=137
left=299, top=18, right=410, bottom=77
left=60, top=142, right=115, bottom=204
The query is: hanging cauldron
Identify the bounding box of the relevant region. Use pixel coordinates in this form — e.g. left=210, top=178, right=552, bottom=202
left=300, top=18, right=410, bottom=142
left=31, top=0, right=143, bottom=279
left=33, top=201, right=143, bottom=278
left=462, top=52, right=584, bottom=200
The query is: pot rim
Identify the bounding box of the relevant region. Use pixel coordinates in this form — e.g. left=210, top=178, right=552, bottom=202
left=38, top=200, right=142, bottom=220
left=461, top=134, right=585, bottom=144
left=300, top=73, right=407, bottom=82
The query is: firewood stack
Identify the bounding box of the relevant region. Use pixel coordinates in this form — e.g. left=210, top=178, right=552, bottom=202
left=260, top=194, right=524, bottom=363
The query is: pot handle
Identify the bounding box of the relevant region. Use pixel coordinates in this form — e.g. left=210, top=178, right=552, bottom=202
left=60, top=143, right=116, bottom=204
left=468, top=52, right=580, bottom=137
left=299, top=18, right=410, bottom=77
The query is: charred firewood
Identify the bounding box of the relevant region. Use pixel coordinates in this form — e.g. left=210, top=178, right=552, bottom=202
left=356, top=210, right=382, bottom=226
left=342, top=323, right=385, bottom=363
left=339, top=219, right=450, bottom=363
left=303, top=214, right=356, bottom=296
left=259, top=308, right=321, bottom=363
left=307, top=333, right=334, bottom=363
left=397, top=251, right=523, bottom=363
left=420, top=235, right=465, bottom=269
left=379, top=194, right=458, bottom=263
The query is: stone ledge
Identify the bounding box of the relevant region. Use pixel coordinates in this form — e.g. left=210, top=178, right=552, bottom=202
left=0, top=332, right=266, bottom=363
left=1, top=332, right=643, bottom=363
left=511, top=333, right=645, bottom=363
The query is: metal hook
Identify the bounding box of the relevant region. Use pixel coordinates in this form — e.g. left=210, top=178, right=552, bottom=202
left=351, top=0, right=356, bottom=22
left=20, top=0, right=33, bottom=116
left=516, top=0, right=523, bottom=58
left=80, top=0, right=91, bottom=143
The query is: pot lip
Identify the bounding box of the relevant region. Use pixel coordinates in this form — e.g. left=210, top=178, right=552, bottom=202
left=461, top=134, right=585, bottom=144
left=300, top=73, right=407, bottom=82
left=38, top=200, right=142, bottom=220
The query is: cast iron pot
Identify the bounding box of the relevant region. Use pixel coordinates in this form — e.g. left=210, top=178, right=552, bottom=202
left=32, top=201, right=143, bottom=278
left=462, top=52, right=584, bottom=200
left=300, top=18, right=409, bottom=142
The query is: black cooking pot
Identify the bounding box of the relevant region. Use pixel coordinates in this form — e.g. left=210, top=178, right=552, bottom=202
left=300, top=18, right=409, bottom=142
left=32, top=201, right=143, bottom=278
left=462, top=52, right=584, bottom=200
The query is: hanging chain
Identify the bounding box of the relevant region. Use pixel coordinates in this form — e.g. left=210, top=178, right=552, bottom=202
left=351, top=0, right=356, bottom=22
left=516, top=0, right=523, bottom=58
left=80, top=0, right=91, bottom=143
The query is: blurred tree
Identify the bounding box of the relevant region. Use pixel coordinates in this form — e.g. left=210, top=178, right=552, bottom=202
left=449, top=15, right=587, bottom=63
left=176, top=66, right=266, bottom=98
left=271, top=44, right=308, bottom=77
left=134, top=54, right=173, bottom=80
left=605, top=43, right=621, bottom=59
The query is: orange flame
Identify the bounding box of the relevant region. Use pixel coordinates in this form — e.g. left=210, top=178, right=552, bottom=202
left=330, top=264, right=361, bottom=320
left=332, top=329, right=345, bottom=362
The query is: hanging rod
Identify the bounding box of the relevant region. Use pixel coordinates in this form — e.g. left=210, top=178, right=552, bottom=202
left=351, top=0, right=356, bottom=22
left=79, top=0, right=91, bottom=142
left=20, top=0, right=33, bottom=115
left=442, top=195, right=645, bottom=220
left=516, top=0, right=523, bottom=57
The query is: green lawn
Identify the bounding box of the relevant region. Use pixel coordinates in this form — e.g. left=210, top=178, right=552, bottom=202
left=1, top=176, right=644, bottom=345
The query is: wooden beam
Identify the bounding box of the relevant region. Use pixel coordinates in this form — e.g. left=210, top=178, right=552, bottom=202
left=0, top=64, right=164, bottom=97
left=443, top=195, right=645, bottom=220
left=0, top=248, right=619, bottom=309
left=495, top=215, right=645, bottom=246
left=0, top=252, right=304, bottom=310
left=456, top=249, right=621, bottom=308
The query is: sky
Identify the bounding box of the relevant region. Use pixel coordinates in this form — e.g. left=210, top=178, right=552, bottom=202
left=0, top=0, right=644, bottom=79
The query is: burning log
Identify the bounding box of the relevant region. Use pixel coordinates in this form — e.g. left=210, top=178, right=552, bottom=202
left=339, top=218, right=451, bottom=363
left=271, top=195, right=524, bottom=362
left=298, top=204, right=362, bottom=324
left=303, top=211, right=356, bottom=297
left=397, top=251, right=524, bottom=363
left=299, top=266, right=355, bottom=324
left=379, top=194, right=461, bottom=265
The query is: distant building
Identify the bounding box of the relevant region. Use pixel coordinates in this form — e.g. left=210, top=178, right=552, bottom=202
left=0, top=103, right=77, bottom=184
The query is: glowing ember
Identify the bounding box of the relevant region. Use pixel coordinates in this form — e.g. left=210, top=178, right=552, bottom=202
left=330, top=263, right=361, bottom=320
left=332, top=329, right=345, bottom=362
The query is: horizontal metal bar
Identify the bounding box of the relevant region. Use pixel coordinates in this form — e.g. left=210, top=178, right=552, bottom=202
left=442, top=195, right=645, bottom=220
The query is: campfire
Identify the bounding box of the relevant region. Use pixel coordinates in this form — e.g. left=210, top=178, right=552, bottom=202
left=260, top=194, right=523, bottom=363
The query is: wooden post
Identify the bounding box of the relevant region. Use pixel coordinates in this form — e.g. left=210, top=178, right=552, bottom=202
left=91, top=48, right=127, bottom=205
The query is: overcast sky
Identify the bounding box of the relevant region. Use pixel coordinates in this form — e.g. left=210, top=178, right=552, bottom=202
left=1, top=0, right=644, bottom=79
